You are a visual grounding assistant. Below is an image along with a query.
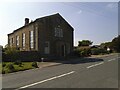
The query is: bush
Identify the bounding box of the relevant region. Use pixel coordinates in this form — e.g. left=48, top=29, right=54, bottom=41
left=2, top=69, right=5, bottom=74
left=2, top=63, right=6, bottom=67
left=91, top=48, right=99, bottom=55
left=14, top=60, right=22, bottom=65
left=79, top=48, right=91, bottom=57
left=4, top=47, right=20, bottom=61
left=6, top=63, right=15, bottom=72
left=80, top=50, right=86, bottom=56
left=69, top=48, right=91, bottom=57
left=73, top=49, right=81, bottom=57
left=32, top=62, right=38, bottom=68
left=18, top=64, right=22, bottom=67
left=91, top=48, right=109, bottom=55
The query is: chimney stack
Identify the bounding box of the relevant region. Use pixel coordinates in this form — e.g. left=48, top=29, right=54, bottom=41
left=25, top=18, right=29, bottom=25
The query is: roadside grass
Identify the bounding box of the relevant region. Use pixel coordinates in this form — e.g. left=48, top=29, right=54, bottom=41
left=1, top=62, right=38, bottom=74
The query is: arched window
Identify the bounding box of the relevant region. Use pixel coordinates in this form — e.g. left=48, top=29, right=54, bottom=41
left=54, top=27, right=63, bottom=37
left=30, top=30, right=34, bottom=49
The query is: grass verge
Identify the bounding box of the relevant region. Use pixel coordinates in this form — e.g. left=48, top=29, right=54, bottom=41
left=1, top=62, right=38, bottom=74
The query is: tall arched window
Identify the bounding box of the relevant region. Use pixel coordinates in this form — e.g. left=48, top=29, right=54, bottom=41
left=30, top=30, right=34, bottom=49
left=22, top=33, right=25, bottom=49
left=16, top=36, right=19, bottom=46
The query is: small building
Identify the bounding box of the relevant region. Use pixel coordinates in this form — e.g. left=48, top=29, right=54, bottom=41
left=8, top=13, right=74, bottom=58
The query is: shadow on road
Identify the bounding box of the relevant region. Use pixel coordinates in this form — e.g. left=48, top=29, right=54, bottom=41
left=41, top=57, right=104, bottom=65
left=60, top=57, right=104, bottom=64
left=3, top=56, right=104, bottom=65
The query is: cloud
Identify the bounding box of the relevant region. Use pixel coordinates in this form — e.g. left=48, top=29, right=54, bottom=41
left=77, top=10, right=82, bottom=14
left=106, top=3, right=117, bottom=8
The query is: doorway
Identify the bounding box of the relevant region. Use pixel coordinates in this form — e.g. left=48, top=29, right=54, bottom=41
left=61, top=45, right=65, bottom=56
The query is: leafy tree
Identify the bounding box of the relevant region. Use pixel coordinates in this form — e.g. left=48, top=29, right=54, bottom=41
left=91, top=48, right=109, bottom=55
left=4, top=46, right=20, bottom=61
left=78, top=40, right=93, bottom=46
left=100, top=42, right=112, bottom=49
left=110, top=35, right=120, bottom=52
left=101, top=35, right=120, bottom=53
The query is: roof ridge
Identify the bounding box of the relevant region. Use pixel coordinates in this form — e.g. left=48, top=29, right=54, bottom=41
left=35, top=13, right=60, bottom=21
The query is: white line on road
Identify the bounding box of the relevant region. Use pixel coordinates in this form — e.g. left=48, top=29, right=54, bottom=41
left=15, top=71, right=75, bottom=90
left=108, top=59, right=116, bottom=62
left=87, top=62, right=104, bottom=69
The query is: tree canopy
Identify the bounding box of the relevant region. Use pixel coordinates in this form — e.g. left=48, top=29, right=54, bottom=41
left=110, top=35, right=120, bottom=52
left=100, top=35, right=120, bottom=53
left=78, top=40, right=93, bottom=47
left=100, top=42, right=111, bottom=49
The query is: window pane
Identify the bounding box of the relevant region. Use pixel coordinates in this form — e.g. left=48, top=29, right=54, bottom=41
left=22, top=33, right=25, bottom=48
left=30, top=31, right=34, bottom=49
left=54, top=27, right=63, bottom=37
left=16, top=36, right=19, bottom=46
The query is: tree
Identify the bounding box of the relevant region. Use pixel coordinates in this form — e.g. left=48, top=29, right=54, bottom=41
left=100, top=42, right=112, bottom=49
left=4, top=46, right=20, bottom=61
left=78, top=40, right=93, bottom=47
left=110, top=35, right=120, bottom=52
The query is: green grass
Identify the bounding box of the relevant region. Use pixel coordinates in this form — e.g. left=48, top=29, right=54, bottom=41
left=1, top=62, right=38, bottom=74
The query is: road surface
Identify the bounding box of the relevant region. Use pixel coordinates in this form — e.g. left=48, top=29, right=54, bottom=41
left=2, top=53, right=119, bottom=89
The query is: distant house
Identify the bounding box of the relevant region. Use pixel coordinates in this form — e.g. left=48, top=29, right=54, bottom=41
left=91, top=45, right=100, bottom=49
left=8, top=13, right=74, bottom=58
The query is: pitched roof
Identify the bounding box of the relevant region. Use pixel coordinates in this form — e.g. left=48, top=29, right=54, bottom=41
left=8, top=13, right=74, bottom=36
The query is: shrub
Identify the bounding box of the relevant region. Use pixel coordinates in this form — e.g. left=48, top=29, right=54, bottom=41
left=14, top=60, right=22, bottom=65
left=2, top=69, right=5, bottom=74
left=18, top=64, right=22, bottom=67
left=4, top=46, right=20, bottom=61
left=7, top=63, right=15, bottom=72
left=79, top=48, right=91, bottom=57
left=91, top=48, right=99, bottom=55
left=73, top=49, right=81, bottom=57
left=32, top=62, right=38, bottom=68
left=2, top=63, right=6, bottom=67
left=80, top=50, right=86, bottom=56
left=69, top=48, right=91, bottom=57
left=91, top=48, right=109, bottom=55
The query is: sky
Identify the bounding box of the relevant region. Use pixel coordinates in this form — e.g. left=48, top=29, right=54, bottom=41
left=0, top=1, right=118, bottom=47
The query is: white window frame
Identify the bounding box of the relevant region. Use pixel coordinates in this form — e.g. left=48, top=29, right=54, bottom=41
left=22, top=33, right=25, bottom=49
left=16, top=36, right=19, bottom=46
left=30, top=30, right=34, bottom=49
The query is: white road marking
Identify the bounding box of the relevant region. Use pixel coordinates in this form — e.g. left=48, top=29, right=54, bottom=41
left=108, top=59, right=116, bottom=62
left=15, top=71, right=75, bottom=90
left=87, top=57, right=118, bottom=69
left=87, top=62, right=104, bottom=69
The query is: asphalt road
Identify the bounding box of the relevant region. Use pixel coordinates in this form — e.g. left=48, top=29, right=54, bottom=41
left=2, top=53, right=119, bottom=89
